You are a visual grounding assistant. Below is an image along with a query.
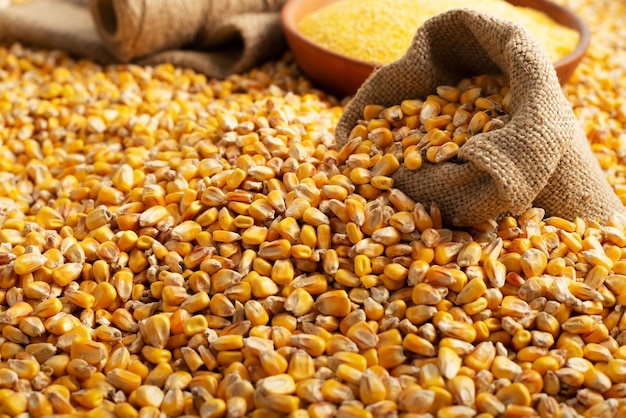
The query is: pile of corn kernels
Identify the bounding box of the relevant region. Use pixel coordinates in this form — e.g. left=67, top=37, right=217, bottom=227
left=0, top=0, right=626, bottom=417
left=342, top=74, right=510, bottom=174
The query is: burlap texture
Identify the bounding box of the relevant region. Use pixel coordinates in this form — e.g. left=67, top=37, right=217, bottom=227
left=0, top=0, right=286, bottom=79
left=336, top=9, right=625, bottom=227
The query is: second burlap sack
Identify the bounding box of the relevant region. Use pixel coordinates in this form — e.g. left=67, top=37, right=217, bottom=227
left=0, top=0, right=287, bottom=79
left=335, top=9, right=625, bottom=227
left=88, top=0, right=287, bottom=77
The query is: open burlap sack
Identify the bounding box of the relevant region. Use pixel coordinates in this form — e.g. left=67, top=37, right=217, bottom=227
left=0, top=0, right=286, bottom=79
left=336, top=8, right=625, bottom=227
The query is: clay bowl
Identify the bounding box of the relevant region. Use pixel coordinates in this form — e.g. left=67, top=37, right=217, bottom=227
left=281, top=0, right=590, bottom=97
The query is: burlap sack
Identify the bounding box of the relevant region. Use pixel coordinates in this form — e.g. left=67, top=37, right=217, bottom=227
left=0, top=0, right=286, bottom=79
left=336, top=9, right=625, bottom=227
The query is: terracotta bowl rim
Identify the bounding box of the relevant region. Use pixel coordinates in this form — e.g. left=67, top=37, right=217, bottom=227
left=281, top=0, right=382, bottom=71
left=281, top=0, right=591, bottom=80
left=543, top=0, right=591, bottom=70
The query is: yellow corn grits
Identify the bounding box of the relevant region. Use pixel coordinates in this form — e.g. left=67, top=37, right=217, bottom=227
left=298, top=0, right=580, bottom=65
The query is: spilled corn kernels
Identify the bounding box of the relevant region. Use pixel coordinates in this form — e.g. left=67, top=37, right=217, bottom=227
left=0, top=0, right=625, bottom=416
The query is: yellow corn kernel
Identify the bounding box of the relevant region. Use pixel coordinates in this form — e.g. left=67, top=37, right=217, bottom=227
left=211, top=335, right=244, bottom=351
left=199, top=398, right=227, bottom=418
left=402, top=333, right=435, bottom=357
left=532, top=355, right=561, bottom=375
left=139, top=313, right=170, bottom=349
left=320, top=379, right=354, bottom=404
left=495, top=382, right=531, bottom=407
left=314, top=289, right=352, bottom=317
left=106, top=368, right=142, bottom=393
left=465, top=342, right=496, bottom=371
